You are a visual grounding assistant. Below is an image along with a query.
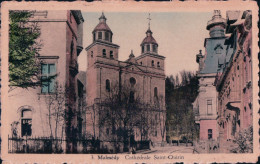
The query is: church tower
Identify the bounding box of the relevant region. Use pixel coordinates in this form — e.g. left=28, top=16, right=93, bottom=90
left=136, top=14, right=165, bottom=70
left=85, top=12, right=120, bottom=106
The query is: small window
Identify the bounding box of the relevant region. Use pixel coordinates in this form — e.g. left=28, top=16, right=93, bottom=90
left=41, top=64, right=56, bottom=93
left=21, top=109, right=32, bottom=137
left=153, top=45, right=157, bottom=53
left=93, top=33, right=96, bottom=41
left=151, top=60, right=154, bottom=67
left=207, top=100, right=212, bottom=115
left=146, top=45, right=150, bottom=52
left=154, top=87, right=158, bottom=98
left=70, top=40, right=74, bottom=60
left=208, top=129, right=212, bottom=139
left=91, top=51, right=93, bottom=58
left=106, top=79, right=110, bottom=92
left=129, top=91, right=135, bottom=103
left=157, top=62, right=160, bottom=68
left=103, top=49, right=106, bottom=57
left=105, top=32, right=109, bottom=41
left=98, top=32, right=102, bottom=40
left=130, top=77, right=136, bottom=86
left=110, top=51, right=113, bottom=59
left=142, top=46, right=144, bottom=53
left=140, top=62, right=142, bottom=65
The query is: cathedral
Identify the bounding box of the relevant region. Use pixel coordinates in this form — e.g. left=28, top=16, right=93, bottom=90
left=85, top=13, right=166, bottom=148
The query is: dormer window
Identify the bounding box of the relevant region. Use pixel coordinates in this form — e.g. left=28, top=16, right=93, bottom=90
left=151, top=60, right=154, bottom=67
left=214, top=44, right=223, bottom=54
left=103, top=49, right=106, bottom=57
left=98, top=32, right=102, bottom=40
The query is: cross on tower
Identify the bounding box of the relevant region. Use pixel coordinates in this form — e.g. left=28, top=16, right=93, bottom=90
left=147, top=13, right=151, bottom=30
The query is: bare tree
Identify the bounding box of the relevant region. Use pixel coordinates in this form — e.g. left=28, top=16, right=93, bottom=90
left=99, top=81, right=149, bottom=151
left=45, top=83, right=66, bottom=152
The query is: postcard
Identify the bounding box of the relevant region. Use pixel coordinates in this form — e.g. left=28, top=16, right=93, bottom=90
left=1, top=1, right=259, bottom=163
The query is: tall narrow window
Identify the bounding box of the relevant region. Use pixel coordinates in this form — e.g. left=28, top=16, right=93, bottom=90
left=70, top=40, right=74, bottom=60
left=106, top=79, right=110, bottom=92
left=142, top=46, right=144, bottom=53
left=207, top=100, right=213, bottom=115
left=105, top=32, right=109, bottom=41
left=151, top=60, right=154, bottom=67
left=153, top=45, right=157, bottom=53
left=21, top=109, right=32, bottom=137
left=103, top=49, right=106, bottom=57
left=154, top=87, right=158, bottom=99
left=110, top=51, right=114, bottom=59
left=157, top=62, right=160, bottom=68
left=93, top=33, right=96, bottom=41
left=208, top=129, right=213, bottom=139
left=91, top=51, right=93, bottom=58
left=41, top=64, right=56, bottom=93
left=146, top=45, right=150, bottom=52
left=98, top=32, right=102, bottom=40
left=129, top=91, right=135, bottom=103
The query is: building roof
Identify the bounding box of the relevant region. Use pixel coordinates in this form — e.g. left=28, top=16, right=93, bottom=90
left=93, top=12, right=112, bottom=33
left=200, top=38, right=227, bottom=74
left=141, top=29, right=158, bottom=45
left=93, top=22, right=112, bottom=32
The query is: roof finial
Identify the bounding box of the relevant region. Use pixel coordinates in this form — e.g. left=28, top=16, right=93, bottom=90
left=147, top=13, right=151, bottom=30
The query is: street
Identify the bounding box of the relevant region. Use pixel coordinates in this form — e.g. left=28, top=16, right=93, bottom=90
left=135, top=145, right=195, bottom=154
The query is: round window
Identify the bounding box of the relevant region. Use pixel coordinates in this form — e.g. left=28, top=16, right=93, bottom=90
left=130, top=77, right=136, bottom=86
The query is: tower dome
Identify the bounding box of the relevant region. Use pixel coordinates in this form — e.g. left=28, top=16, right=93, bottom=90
left=206, top=10, right=226, bottom=38
left=92, top=12, right=113, bottom=42
left=140, top=14, right=158, bottom=55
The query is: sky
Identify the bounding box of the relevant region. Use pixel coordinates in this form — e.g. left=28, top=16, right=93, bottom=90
left=78, top=12, right=213, bottom=76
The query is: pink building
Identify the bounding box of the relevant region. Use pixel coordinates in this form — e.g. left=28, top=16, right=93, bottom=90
left=8, top=10, right=84, bottom=153
left=215, top=10, right=252, bottom=151
left=193, top=10, right=227, bottom=141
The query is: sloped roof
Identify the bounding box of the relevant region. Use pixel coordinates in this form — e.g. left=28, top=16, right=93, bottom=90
left=200, top=38, right=227, bottom=74
left=141, top=35, right=158, bottom=45
left=93, top=22, right=112, bottom=32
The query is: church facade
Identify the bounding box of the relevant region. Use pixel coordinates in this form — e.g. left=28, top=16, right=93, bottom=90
left=85, top=13, right=166, bottom=146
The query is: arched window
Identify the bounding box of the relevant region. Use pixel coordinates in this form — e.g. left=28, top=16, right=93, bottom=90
left=110, top=51, right=113, bottom=59
left=130, top=77, right=136, bottom=86
left=153, top=45, right=157, bottom=53
left=105, top=32, right=109, bottom=41
left=93, top=33, right=96, bottom=42
left=21, top=109, right=32, bottom=137
left=129, top=91, right=135, bottom=103
left=106, top=79, right=110, bottom=92
left=151, top=60, right=154, bottom=67
left=154, top=87, right=158, bottom=98
left=98, top=32, right=102, bottom=40
left=103, top=49, right=106, bottom=57
left=146, top=45, right=150, bottom=52
left=157, top=62, right=160, bottom=68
